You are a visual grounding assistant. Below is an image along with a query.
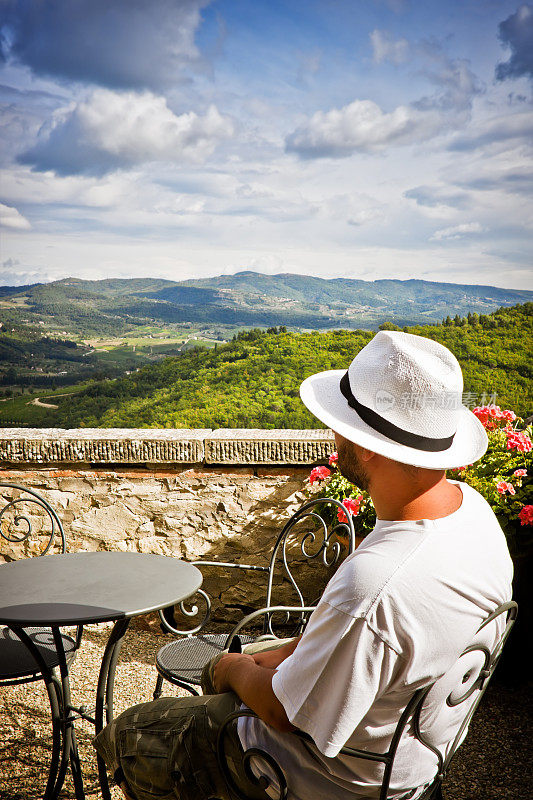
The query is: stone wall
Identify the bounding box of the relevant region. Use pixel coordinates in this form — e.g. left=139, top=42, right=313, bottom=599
left=0, top=428, right=339, bottom=629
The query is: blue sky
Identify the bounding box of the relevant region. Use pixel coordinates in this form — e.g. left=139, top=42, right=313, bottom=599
left=0, top=0, right=532, bottom=288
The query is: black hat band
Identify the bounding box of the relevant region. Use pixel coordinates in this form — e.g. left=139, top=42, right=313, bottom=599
left=339, top=371, right=455, bottom=453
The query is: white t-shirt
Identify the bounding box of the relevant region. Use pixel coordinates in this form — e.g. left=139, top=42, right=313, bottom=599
left=239, top=481, right=513, bottom=799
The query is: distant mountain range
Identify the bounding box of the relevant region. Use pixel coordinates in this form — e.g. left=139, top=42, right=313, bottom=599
left=1, top=272, right=532, bottom=335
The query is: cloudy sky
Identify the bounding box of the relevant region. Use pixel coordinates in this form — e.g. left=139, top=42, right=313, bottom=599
left=0, top=0, right=532, bottom=288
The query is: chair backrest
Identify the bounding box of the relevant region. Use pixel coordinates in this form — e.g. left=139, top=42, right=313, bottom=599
left=160, top=496, right=355, bottom=638
left=260, top=496, right=356, bottom=637
left=0, top=482, right=65, bottom=559
left=217, top=600, right=517, bottom=800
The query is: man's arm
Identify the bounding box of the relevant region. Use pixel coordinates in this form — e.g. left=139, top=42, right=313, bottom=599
left=213, top=652, right=296, bottom=733
left=251, top=636, right=302, bottom=669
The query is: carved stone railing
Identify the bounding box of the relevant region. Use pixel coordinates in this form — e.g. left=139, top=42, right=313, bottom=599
left=0, top=428, right=334, bottom=466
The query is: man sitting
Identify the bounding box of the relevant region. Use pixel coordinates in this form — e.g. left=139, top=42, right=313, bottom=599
left=94, top=331, right=513, bottom=800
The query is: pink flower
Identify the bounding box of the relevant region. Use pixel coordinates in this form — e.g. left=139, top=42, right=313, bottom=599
left=328, top=452, right=339, bottom=466
left=473, top=406, right=499, bottom=429
left=519, top=505, right=533, bottom=527
left=473, top=406, right=490, bottom=426
left=472, top=405, right=517, bottom=431
left=513, top=469, right=527, bottom=477
left=337, top=496, right=362, bottom=523
left=309, top=466, right=331, bottom=485
left=505, top=429, right=533, bottom=453
left=496, top=481, right=516, bottom=495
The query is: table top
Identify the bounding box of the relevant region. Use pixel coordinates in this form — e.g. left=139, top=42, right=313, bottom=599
left=0, top=551, right=202, bottom=626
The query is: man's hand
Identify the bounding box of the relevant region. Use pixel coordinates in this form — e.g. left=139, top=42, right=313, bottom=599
left=212, top=651, right=295, bottom=734
left=213, top=652, right=255, bottom=693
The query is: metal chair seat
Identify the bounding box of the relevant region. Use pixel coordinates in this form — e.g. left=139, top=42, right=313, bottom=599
left=0, top=626, right=78, bottom=683
left=156, top=633, right=255, bottom=688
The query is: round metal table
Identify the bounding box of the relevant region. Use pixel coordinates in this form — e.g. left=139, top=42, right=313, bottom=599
left=0, top=551, right=202, bottom=800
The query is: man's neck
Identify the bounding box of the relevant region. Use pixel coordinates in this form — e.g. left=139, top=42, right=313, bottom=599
left=370, top=474, right=463, bottom=522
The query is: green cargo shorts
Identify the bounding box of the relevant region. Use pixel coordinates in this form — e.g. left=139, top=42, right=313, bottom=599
left=93, top=638, right=294, bottom=800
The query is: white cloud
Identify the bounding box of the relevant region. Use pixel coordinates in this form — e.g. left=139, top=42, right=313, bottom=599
left=449, top=111, right=533, bottom=151
left=404, top=185, right=468, bottom=211
left=414, top=58, right=482, bottom=113
left=19, top=89, right=234, bottom=176
left=285, top=51, right=482, bottom=159
left=0, top=203, right=31, bottom=230
left=430, top=222, right=484, bottom=241
left=370, top=30, right=410, bottom=65
left=286, top=99, right=448, bottom=157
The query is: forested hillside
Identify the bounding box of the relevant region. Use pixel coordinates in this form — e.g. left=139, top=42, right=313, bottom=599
left=1, top=273, right=532, bottom=336
left=52, top=304, right=532, bottom=429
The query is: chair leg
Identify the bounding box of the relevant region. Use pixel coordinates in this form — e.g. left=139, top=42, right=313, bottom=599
left=153, top=673, right=164, bottom=700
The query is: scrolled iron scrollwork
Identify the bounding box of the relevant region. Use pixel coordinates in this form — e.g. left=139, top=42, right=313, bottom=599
left=217, top=709, right=288, bottom=800
left=290, top=513, right=351, bottom=567
left=259, top=497, right=356, bottom=639
left=0, top=483, right=65, bottom=555
left=412, top=601, right=518, bottom=785
left=159, top=588, right=212, bottom=636
left=282, top=497, right=355, bottom=565
left=445, top=644, right=492, bottom=708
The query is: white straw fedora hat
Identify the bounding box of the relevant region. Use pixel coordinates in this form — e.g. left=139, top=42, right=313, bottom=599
left=300, top=331, right=488, bottom=469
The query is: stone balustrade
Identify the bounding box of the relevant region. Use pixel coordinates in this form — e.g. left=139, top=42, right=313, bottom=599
left=0, top=427, right=334, bottom=465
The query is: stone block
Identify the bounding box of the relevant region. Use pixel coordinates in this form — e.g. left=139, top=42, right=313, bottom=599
left=0, top=428, right=211, bottom=465
left=70, top=503, right=141, bottom=543
left=205, top=429, right=335, bottom=464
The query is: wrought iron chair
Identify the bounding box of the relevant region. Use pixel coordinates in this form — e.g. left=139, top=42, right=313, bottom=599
left=216, top=600, right=517, bottom=800
left=0, top=482, right=81, bottom=798
left=154, top=497, right=356, bottom=697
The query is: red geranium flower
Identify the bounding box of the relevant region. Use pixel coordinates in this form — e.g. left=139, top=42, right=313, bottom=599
left=505, top=429, right=532, bottom=453
left=472, top=405, right=515, bottom=431
left=337, top=496, right=363, bottom=523
left=519, top=505, right=533, bottom=526
left=309, top=466, right=331, bottom=485
left=329, top=452, right=339, bottom=466
left=496, top=481, right=516, bottom=495
left=513, top=469, right=527, bottom=477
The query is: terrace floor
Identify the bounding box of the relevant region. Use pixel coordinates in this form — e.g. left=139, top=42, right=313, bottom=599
left=0, top=624, right=531, bottom=800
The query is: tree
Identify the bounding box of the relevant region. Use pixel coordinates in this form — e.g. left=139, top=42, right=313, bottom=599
left=378, top=322, right=401, bottom=331
left=5, top=366, right=17, bottom=385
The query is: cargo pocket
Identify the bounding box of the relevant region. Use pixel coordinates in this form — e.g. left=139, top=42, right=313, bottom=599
left=118, top=727, right=179, bottom=800
left=170, top=711, right=221, bottom=800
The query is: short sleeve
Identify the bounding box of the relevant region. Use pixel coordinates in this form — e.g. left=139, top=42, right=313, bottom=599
left=271, top=601, right=400, bottom=757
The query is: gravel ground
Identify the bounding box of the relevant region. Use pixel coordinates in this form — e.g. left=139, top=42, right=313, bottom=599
left=0, top=625, right=531, bottom=800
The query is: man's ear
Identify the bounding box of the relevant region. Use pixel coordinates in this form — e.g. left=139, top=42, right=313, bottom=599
left=358, top=446, right=376, bottom=463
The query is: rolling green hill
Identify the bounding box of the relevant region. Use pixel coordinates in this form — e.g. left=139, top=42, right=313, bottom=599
left=1, top=273, right=531, bottom=336
left=45, top=303, right=532, bottom=429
